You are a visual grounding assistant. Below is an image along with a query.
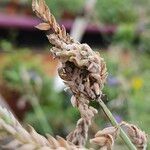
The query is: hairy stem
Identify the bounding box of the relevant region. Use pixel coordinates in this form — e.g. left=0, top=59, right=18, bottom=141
left=97, top=98, right=137, bottom=150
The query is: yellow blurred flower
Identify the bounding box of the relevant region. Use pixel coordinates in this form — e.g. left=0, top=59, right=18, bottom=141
left=131, top=77, right=143, bottom=90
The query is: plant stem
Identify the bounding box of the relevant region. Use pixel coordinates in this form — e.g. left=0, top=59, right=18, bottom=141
left=97, top=98, right=137, bottom=150
left=31, top=96, right=53, bottom=134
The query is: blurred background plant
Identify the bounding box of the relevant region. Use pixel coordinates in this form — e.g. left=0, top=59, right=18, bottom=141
left=0, top=51, right=80, bottom=136
left=0, top=0, right=150, bottom=149
left=95, top=0, right=137, bottom=25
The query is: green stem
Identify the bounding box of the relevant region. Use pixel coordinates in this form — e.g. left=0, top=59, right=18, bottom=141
left=31, top=96, right=53, bottom=135
left=97, top=98, right=137, bottom=150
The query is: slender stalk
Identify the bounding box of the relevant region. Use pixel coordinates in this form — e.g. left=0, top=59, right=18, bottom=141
left=30, top=96, right=53, bottom=134
left=97, top=98, right=137, bottom=150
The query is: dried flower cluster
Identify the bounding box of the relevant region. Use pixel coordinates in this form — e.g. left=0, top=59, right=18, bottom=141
left=0, top=105, right=119, bottom=150
left=90, top=126, right=119, bottom=150
left=32, top=0, right=107, bottom=145
left=121, top=122, right=147, bottom=150
left=0, top=106, right=87, bottom=150
left=0, top=106, right=148, bottom=150
left=0, top=0, right=147, bottom=150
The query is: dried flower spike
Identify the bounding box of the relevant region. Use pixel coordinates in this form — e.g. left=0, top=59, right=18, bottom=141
left=121, top=122, right=147, bottom=150
left=32, top=0, right=107, bottom=102
left=32, top=0, right=107, bottom=146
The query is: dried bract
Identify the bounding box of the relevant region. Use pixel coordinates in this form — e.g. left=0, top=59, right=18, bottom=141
left=121, top=122, right=147, bottom=150
left=90, top=126, right=119, bottom=150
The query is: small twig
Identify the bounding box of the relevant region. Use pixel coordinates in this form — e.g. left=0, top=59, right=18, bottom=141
left=97, top=98, right=137, bottom=150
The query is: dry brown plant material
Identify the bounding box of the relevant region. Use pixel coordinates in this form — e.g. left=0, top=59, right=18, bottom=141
left=90, top=126, right=119, bottom=150
left=0, top=0, right=147, bottom=150
left=121, top=122, right=147, bottom=150
left=0, top=106, right=88, bottom=150
left=32, top=0, right=107, bottom=146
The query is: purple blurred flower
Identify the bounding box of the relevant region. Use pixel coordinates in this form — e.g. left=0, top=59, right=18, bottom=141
left=114, top=114, right=122, bottom=123
left=105, top=114, right=122, bottom=127
left=107, top=75, right=120, bottom=86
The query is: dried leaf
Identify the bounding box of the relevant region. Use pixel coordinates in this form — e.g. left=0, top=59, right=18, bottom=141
left=35, top=23, right=50, bottom=30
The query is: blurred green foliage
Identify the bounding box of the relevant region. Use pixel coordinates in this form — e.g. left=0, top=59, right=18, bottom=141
left=139, top=30, right=150, bottom=54
left=1, top=51, right=42, bottom=91
left=42, top=0, right=84, bottom=18
left=96, top=0, right=137, bottom=24
left=44, top=0, right=138, bottom=24
left=102, top=50, right=150, bottom=146
left=113, top=24, right=136, bottom=46
left=0, top=40, right=13, bottom=52
left=30, top=0, right=138, bottom=24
